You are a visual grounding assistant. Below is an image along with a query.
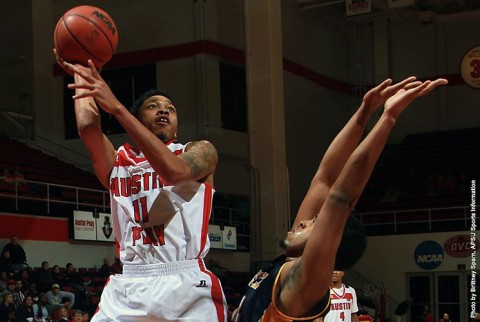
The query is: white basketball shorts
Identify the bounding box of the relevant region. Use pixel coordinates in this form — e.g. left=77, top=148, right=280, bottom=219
left=91, top=259, right=227, bottom=322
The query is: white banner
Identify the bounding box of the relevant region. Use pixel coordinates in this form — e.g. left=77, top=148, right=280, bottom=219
left=346, top=0, right=371, bottom=16
left=73, top=210, right=114, bottom=242
left=208, top=224, right=223, bottom=249
left=96, top=213, right=114, bottom=242
left=222, top=226, right=237, bottom=250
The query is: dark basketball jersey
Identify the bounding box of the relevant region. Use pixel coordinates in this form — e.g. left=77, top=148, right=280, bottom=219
left=234, top=255, right=330, bottom=322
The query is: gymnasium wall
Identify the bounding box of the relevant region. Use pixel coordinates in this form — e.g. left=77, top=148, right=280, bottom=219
left=355, top=230, right=475, bottom=302
left=0, top=212, right=115, bottom=268
left=0, top=0, right=478, bottom=306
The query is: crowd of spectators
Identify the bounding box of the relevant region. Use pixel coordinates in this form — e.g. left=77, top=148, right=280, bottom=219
left=0, top=236, right=118, bottom=322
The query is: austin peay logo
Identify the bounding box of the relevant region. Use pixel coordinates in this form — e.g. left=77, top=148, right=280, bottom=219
left=102, top=216, right=112, bottom=239
left=414, top=240, right=444, bottom=270
left=92, top=10, right=116, bottom=35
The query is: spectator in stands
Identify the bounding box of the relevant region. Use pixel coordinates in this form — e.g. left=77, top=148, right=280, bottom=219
left=208, top=259, right=228, bottom=279
left=14, top=294, right=34, bottom=321
left=56, top=307, right=71, bottom=321
left=1, top=280, right=16, bottom=300
left=0, top=292, right=15, bottom=322
left=81, top=311, right=89, bottom=322
left=98, top=258, right=112, bottom=277
left=0, top=271, right=8, bottom=292
left=19, top=270, right=32, bottom=293
left=394, top=297, right=412, bottom=322
left=1, top=169, right=12, bottom=184
left=25, top=282, right=39, bottom=302
left=0, top=250, right=15, bottom=277
left=36, top=261, right=55, bottom=293
left=421, top=305, right=434, bottom=322
left=110, top=257, right=122, bottom=274
left=439, top=312, right=451, bottom=322
left=46, top=283, right=74, bottom=311
left=3, top=235, right=28, bottom=273
left=3, top=167, right=26, bottom=186
left=32, top=292, right=53, bottom=321
left=64, top=263, right=86, bottom=306
left=12, top=279, right=26, bottom=310
left=51, top=265, right=65, bottom=288
left=72, top=310, right=83, bottom=321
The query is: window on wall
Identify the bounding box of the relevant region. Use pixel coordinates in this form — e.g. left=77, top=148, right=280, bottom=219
left=219, top=63, right=247, bottom=133
left=63, top=64, right=156, bottom=139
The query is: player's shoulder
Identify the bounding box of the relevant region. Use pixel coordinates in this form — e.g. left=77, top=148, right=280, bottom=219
left=343, top=283, right=357, bottom=292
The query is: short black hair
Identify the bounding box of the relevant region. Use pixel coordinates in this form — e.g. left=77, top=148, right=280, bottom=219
left=334, top=215, right=367, bottom=270
left=130, top=89, right=172, bottom=117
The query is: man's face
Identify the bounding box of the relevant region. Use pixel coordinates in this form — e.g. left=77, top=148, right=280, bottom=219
left=281, top=218, right=315, bottom=257
left=332, top=270, right=344, bottom=283
left=138, top=95, right=178, bottom=143
left=53, top=287, right=60, bottom=295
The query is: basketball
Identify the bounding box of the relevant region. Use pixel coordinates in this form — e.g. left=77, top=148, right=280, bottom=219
left=54, top=5, right=118, bottom=68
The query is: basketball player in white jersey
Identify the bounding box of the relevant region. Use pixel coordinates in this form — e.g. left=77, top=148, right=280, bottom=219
left=55, top=54, right=227, bottom=321
left=321, top=271, right=360, bottom=322
left=233, top=76, right=448, bottom=322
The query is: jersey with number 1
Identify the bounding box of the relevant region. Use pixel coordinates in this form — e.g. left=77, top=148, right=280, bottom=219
left=323, top=284, right=359, bottom=322
left=109, top=141, right=213, bottom=265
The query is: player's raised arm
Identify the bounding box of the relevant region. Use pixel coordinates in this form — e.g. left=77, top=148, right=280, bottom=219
left=64, top=60, right=217, bottom=184
left=277, top=78, right=447, bottom=317
left=54, top=49, right=116, bottom=189
left=73, top=81, right=117, bottom=189
left=291, top=77, right=420, bottom=230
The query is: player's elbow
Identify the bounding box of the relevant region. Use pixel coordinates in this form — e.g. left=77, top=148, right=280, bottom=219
left=77, top=122, right=101, bottom=139
left=327, top=189, right=358, bottom=209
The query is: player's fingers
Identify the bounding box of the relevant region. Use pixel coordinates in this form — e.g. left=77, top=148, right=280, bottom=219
left=384, top=76, right=417, bottom=95
left=403, top=81, right=423, bottom=90
left=67, top=82, right=95, bottom=91
left=418, top=78, right=448, bottom=95
left=406, top=81, right=430, bottom=97
left=370, top=78, right=392, bottom=95
left=87, top=60, right=101, bottom=78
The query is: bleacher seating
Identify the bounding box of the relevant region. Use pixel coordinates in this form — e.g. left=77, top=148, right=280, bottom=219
left=355, top=127, right=480, bottom=212
left=0, top=135, right=103, bottom=191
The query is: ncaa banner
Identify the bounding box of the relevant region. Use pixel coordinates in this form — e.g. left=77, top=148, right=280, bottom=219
left=346, top=0, right=371, bottom=16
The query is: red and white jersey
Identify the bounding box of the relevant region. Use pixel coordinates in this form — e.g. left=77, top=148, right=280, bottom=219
left=109, top=141, right=213, bottom=265
left=323, top=284, right=359, bottom=322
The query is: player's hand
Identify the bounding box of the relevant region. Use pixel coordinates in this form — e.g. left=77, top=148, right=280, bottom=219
left=383, top=78, right=448, bottom=120
left=53, top=49, right=74, bottom=76
left=360, top=76, right=421, bottom=115
left=65, top=60, right=121, bottom=114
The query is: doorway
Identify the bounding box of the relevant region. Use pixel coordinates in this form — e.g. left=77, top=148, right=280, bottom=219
left=407, top=271, right=472, bottom=322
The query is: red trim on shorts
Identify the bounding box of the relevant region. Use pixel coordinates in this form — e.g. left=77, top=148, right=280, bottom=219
left=198, top=258, right=226, bottom=322
left=197, top=183, right=213, bottom=257
left=115, top=239, right=120, bottom=259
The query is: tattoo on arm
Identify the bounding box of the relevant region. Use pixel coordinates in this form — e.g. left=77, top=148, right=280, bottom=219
left=181, top=141, right=218, bottom=180
left=282, top=262, right=301, bottom=290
